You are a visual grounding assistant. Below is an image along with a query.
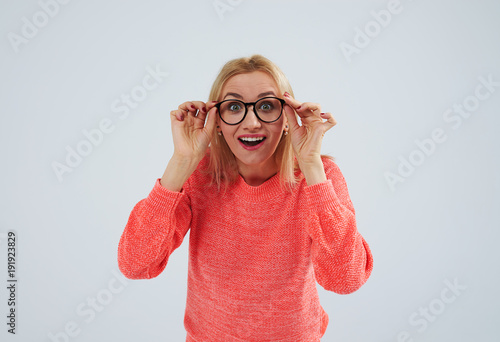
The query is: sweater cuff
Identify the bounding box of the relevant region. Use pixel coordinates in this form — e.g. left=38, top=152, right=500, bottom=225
left=144, top=178, right=187, bottom=213
left=303, top=179, right=342, bottom=211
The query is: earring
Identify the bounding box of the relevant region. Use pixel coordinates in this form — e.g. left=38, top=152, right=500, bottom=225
left=284, top=131, right=288, bottom=136
left=218, top=132, right=222, bottom=136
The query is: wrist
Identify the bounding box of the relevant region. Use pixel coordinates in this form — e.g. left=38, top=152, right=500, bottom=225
left=171, top=153, right=202, bottom=170
left=160, top=155, right=200, bottom=192
left=299, top=157, right=326, bottom=186
left=297, top=154, right=322, bottom=170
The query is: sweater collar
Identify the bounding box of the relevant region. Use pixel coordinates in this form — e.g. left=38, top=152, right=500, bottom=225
left=231, top=171, right=283, bottom=201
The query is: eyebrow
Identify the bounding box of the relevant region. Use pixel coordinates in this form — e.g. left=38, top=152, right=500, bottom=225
left=223, top=91, right=277, bottom=100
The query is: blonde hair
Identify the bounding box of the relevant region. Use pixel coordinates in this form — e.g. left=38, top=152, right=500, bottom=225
left=204, top=54, right=333, bottom=191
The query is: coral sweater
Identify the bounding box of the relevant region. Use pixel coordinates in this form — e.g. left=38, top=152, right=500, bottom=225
left=117, top=153, right=373, bottom=341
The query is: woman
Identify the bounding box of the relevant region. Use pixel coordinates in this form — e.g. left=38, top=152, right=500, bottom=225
left=118, top=55, right=373, bottom=341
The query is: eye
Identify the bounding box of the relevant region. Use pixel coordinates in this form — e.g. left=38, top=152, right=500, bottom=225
left=228, top=103, right=242, bottom=112
left=259, top=101, right=274, bottom=111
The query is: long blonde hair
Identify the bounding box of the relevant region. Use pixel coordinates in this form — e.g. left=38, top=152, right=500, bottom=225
left=205, top=54, right=333, bottom=191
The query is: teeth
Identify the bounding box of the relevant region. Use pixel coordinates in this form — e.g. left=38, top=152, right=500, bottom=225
left=240, top=137, right=265, bottom=142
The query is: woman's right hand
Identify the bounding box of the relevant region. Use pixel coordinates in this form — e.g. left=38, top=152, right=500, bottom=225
left=170, top=100, right=218, bottom=162
left=161, top=101, right=218, bottom=192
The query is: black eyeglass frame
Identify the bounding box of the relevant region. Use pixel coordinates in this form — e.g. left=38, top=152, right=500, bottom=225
left=215, top=96, right=286, bottom=125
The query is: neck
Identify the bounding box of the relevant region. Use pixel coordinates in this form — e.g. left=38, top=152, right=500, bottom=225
left=237, top=159, right=279, bottom=187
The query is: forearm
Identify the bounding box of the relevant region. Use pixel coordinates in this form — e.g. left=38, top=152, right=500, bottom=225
left=304, top=162, right=373, bottom=294
left=300, top=157, right=327, bottom=186
left=118, top=179, right=191, bottom=279
left=160, top=154, right=201, bottom=192
left=309, top=200, right=372, bottom=294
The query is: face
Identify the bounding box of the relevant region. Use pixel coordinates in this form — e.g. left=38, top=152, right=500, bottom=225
left=218, top=71, right=287, bottom=173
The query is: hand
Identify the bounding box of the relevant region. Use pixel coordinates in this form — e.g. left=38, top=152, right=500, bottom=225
left=282, top=92, right=337, bottom=166
left=170, top=100, right=218, bottom=162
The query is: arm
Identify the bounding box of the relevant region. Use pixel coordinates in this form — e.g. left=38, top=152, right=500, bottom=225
left=117, top=178, right=192, bottom=279
left=281, top=92, right=372, bottom=293
left=118, top=100, right=217, bottom=279
left=303, top=159, right=373, bottom=294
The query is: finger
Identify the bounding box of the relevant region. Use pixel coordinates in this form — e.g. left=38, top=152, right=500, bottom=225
left=283, top=94, right=321, bottom=120
left=204, top=107, right=218, bottom=135
left=318, top=112, right=337, bottom=138
left=177, top=103, right=197, bottom=123
left=320, top=112, right=337, bottom=130
left=179, top=101, right=196, bottom=112
left=179, top=101, right=205, bottom=116
left=198, top=101, right=219, bottom=122
left=296, top=102, right=321, bottom=116
left=283, top=92, right=303, bottom=110
left=171, top=109, right=186, bottom=122
left=320, top=112, right=337, bottom=124
left=206, top=100, right=219, bottom=111
left=190, top=101, right=208, bottom=114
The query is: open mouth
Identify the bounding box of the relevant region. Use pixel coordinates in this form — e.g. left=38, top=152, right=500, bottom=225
left=238, top=137, right=266, bottom=147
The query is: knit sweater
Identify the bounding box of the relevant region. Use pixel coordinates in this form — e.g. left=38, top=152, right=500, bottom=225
left=117, top=153, right=373, bottom=342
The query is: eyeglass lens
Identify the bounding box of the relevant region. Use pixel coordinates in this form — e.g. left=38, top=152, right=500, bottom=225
left=219, top=97, right=282, bottom=124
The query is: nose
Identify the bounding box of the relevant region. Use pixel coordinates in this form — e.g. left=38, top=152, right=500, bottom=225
left=241, top=105, right=261, bottom=129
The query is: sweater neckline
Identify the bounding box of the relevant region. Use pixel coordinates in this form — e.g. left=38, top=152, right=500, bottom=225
left=232, top=171, right=282, bottom=201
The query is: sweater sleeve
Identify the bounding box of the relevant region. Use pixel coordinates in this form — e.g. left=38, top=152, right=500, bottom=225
left=117, top=178, right=192, bottom=279
left=303, top=160, right=373, bottom=294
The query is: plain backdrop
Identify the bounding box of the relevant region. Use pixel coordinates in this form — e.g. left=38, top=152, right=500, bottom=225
left=1, top=0, right=499, bottom=341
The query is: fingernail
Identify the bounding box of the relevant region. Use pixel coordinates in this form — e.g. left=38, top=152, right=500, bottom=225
left=297, top=105, right=302, bottom=110
left=190, top=105, right=196, bottom=110
left=284, top=92, right=290, bottom=97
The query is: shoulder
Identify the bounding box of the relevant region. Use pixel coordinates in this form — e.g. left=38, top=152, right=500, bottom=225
left=320, top=155, right=352, bottom=193
left=320, top=155, right=354, bottom=206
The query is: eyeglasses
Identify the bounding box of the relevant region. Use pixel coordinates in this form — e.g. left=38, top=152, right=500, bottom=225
left=215, top=96, right=286, bottom=125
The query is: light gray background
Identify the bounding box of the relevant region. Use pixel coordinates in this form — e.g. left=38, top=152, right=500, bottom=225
left=1, top=0, right=499, bottom=341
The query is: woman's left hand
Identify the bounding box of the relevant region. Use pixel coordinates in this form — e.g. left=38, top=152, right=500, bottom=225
left=283, top=92, right=337, bottom=167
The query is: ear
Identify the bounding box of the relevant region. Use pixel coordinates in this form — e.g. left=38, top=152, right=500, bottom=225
left=282, top=111, right=288, bottom=125
left=215, top=115, right=221, bottom=132
left=283, top=116, right=289, bottom=132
